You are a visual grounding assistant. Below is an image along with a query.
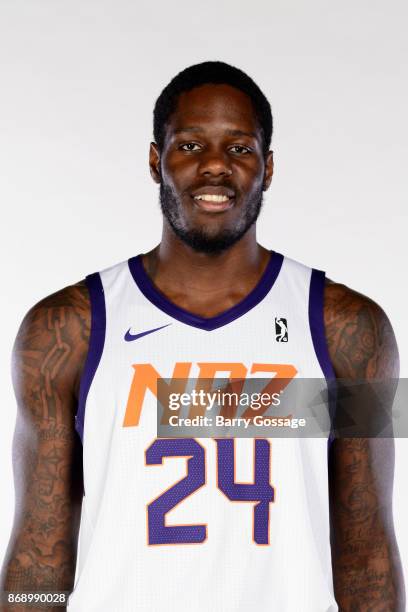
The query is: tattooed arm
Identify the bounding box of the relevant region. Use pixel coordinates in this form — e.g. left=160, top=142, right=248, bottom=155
left=0, top=283, right=90, bottom=611
left=325, top=281, right=405, bottom=611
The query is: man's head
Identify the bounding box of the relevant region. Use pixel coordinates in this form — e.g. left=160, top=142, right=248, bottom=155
left=150, top=61, right=274, bottom=255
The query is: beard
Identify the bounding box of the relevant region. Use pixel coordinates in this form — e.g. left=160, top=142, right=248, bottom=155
left=159, top=182, right=264, bottom=255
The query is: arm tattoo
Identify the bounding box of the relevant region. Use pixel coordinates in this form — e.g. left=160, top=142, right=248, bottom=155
left=324, top=282, right=405, bottom=611
left=324, top=282, right=399, bottom=380
left=0, top=283, right=90, bottom=611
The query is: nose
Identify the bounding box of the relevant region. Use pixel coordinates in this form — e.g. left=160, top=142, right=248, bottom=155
left=198, top=150, right=233, bottom=178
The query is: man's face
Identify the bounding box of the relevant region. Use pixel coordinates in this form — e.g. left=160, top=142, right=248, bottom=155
left=150, top=83, right=273, bottom=254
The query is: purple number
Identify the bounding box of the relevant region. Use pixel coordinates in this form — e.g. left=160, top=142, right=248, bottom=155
left=145, top=438, right=206, bottom=545
left=215, top=439, right=274, bottom=544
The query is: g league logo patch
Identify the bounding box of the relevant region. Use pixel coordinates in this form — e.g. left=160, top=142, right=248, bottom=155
left=275, top=317, right=288, bottom=342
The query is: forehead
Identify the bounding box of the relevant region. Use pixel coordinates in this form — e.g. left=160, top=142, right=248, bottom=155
left=166, top=83, right=261, bottom=137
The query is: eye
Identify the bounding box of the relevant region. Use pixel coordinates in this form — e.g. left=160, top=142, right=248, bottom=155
left=179, top=143, right=202, bottom=152
left=229, top=145, right=252, bottom=155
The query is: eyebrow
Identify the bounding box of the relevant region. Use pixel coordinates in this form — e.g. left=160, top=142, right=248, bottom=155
left=173, top=126, right=257, bottom=138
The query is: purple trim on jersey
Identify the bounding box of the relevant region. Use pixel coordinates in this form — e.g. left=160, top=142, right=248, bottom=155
left=309, top=269, right=335, bottom=381
left=128, top=251, right=284, bottom=331
left=308, top=269, right=337, bottom=450
left=75, top=273, right=106, bottom=443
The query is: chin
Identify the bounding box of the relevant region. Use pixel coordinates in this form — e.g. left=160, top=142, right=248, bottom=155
left=175, top=225, right=248, bottom=255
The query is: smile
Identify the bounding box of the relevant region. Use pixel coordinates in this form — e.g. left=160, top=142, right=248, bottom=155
left=192, top=194, right=235, bottom=213
left=194, top=194, right=230, bottom=203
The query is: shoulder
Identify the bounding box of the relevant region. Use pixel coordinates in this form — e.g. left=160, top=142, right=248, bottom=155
left=323, top=279, right=399, bottom=379
left=13, top=281, right=91, bottom=404
left=25, top=280, right=90, bottom=315
left=15, top=281, right=91, bottom=345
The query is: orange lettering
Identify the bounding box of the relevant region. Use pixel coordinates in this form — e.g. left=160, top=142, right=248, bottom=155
left=123, top=362, right=192, bottom=427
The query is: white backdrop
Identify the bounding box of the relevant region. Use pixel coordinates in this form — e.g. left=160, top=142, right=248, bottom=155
left=1, top=0, right=407, bottom=593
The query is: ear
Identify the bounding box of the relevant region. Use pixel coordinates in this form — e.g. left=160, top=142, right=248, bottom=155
left=263, top=150, right=274, bottom=191
left=149, top=142, right=161, bottom=184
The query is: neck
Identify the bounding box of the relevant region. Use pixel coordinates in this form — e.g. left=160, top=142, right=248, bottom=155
left=141, top=226, right=271, bottom=317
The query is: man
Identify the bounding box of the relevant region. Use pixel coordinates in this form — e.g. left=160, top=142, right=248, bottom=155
left=0, top=61, right=405, bottom=611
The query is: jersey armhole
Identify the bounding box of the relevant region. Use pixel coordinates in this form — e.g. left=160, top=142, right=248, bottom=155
left=75, top=272, right=106, bottom=443
left=308, top=269, right=337, bottom=449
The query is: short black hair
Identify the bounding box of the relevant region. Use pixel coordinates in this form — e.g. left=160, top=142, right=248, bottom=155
left=153, top=61, right=273, bottom=157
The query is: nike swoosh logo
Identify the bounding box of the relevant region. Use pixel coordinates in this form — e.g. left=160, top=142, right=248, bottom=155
left=124, top=323, right=171, bottom=342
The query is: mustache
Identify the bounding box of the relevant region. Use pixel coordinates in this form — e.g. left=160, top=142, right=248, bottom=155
left=184, top=185, right=238, bottom=197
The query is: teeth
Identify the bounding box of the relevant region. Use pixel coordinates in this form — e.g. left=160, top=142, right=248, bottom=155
left=194, top=194, right=230, bottom=202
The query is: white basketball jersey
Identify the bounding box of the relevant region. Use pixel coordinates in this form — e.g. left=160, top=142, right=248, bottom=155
left=68, top=251, right=338, bottom=612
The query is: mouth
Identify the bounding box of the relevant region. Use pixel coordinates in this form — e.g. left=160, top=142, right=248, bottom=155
left=191, top=192, right=235, bottom=213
